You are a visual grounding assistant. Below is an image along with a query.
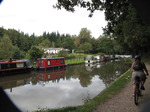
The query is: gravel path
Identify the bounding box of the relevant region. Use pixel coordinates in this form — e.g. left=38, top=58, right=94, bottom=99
left=93, top=63, right=150, bottom=112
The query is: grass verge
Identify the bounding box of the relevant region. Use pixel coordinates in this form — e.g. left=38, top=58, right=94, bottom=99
left=66, top=58, right=84, bottom=64
left=35, top=69, right=132, bottom=112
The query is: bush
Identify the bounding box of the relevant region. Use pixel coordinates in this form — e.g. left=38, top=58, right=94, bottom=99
left=97, top=53, right=105, bottom=56
left=57, top=51, right=68, bottom=58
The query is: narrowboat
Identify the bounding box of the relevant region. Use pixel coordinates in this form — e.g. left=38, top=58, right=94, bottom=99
left=0, top=59, right=32, bottom=75
left=36, top=57, right=66, bottom=70
left=94, top=55, right=102, bottom=62
left=85, top=55, right=97, bottom=64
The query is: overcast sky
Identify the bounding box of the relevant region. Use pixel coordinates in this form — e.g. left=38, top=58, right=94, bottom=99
left=0, top=0, right=107, bottom=38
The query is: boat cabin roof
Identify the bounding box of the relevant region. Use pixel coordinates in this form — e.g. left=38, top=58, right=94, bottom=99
left=86, top=55, right=94, bottom=60
left=37, top=57, right=65, bottom=61
left=0, top=60, right=26, bottom=64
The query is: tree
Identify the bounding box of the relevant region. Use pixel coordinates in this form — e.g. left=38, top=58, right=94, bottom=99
left=54, top=0, right=103, bottom=17
left=57, top=50, right=68, bottom=58
left=38, top=39, right=51, bottom=48
left=0, top=27, right=5, bottom=37
left=27, top=46, right=43, bottom=60
left=74, top=28, right=92, bottom=52
left=79, top=42, right=92, bottom=53
left=0, top=35, right=15, bottom=59
left=114, top=6, right=150, bottom=55
left=74, top=36, right=80, bottom=48
left=12, top=46, right=24, bottom=59
left=88, top=38, right=99, bottom=54
left=54, top=0, right=150, bottom=56
left=78, top=28, right=91, bottom=44
left=96, top=35, right=121, bottom=55
left=62, top=37, right=75, bottom=51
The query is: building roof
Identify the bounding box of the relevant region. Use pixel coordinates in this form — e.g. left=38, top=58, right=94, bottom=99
left=43, top=48, right=64, bottom=50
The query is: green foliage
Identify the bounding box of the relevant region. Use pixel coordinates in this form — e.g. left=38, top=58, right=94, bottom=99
left=35, top=106, right=77, bottom=112
left=79, top=42, right=92, bottom=53
left=78, top=28, right=91, bottom=44
left=97, top=53, right=105, bottom=56
left=55, top=0, right=150, bottom=56
left=62, top=37, right=75, bottom=51
left=57, top=50, right=68, bottom=58
left=0, top=35, right=15, bottom=59
left=66, top=58, right=84, bottom=64
left=66, top=53, right=76, bottom=59
left=38, top=39, right=51, bottom=48
left=97, top=36, right=122, bottom=55
left=27, top=46, right=43, bottom=60
left=0, top=27, right=5, bottom=37
left=75, top=50, right=84, bottom=54
left=12, top=46, right=25, bottom=59
left=0, top=26, right=130, bottom=58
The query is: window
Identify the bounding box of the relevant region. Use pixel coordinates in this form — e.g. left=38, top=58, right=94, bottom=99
left=48, top=75, right=50, bottom=79
left=40, top=60, right=43, bottom=67
left=1, top=64, right=8, bottom=69
left=60, top=59, right=64, bottom=64
left=10, top=63, right=16, bottom=68
left=16, top=63, right=24, bottom=68
left=56, top=60, right=58, bottom=64
left=48, top=60, right=51, bottom=65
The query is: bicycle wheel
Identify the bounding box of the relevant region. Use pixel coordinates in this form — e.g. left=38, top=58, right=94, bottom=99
left=134, top=92, right=138, bottom=105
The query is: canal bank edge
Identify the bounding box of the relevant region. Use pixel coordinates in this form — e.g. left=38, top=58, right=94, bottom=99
left=35, top=69, right=132, bottom=112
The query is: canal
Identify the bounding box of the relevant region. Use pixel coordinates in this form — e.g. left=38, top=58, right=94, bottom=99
left=0, top=59, right=130, bottom=112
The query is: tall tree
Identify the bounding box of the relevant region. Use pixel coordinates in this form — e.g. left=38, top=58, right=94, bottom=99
left=0, top=27, right=5, bottom=37
left=38, top=39, right=51, bottom=48
left=12, top=46, right=25, bottom=59
left=79, top=42, right=92, bottom=53
left=27, top=46, right=43, bottom=60
left=78, top=28, right=91, bottom=44
left=0, top=35, right=15, bottom=59
left=62, top=37, right=75, bottom=51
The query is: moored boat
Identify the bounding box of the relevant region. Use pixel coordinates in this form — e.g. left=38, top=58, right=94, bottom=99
left=36, top=57, right=66, bottom=70
left=0, top=59, right=32, bottom=75
left=85, top=55, right=97, bottom=64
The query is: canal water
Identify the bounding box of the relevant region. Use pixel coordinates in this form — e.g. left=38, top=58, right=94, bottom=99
left=0, top=59, right=130, bottom=112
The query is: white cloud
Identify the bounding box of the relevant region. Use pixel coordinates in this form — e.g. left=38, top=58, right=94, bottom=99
left=0, top=0, right=107, bottom=38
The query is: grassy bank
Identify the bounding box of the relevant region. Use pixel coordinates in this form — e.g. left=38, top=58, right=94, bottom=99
left=35, top=69, right=132, bottom=112
left=66, top=58, right=84, bottom=64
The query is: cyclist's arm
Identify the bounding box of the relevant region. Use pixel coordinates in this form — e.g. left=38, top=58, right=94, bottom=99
left=143, top=63, right=149, bottom=75
left=131, top=63, right=134, bottom=72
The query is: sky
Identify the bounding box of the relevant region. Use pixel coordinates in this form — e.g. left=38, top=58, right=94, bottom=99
left=0, top=0, right=107, bottom=38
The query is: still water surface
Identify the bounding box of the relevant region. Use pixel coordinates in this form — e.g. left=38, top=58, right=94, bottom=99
left=0, top=60, right=130, bottom=112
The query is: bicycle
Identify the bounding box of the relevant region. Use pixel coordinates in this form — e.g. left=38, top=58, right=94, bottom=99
left=134, top=76, right=142, bottom=105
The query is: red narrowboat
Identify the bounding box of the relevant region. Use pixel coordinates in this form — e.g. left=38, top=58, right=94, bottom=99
left=0, top=59, right=32, bottom=75
left=36, top=57, right=66, bottom=70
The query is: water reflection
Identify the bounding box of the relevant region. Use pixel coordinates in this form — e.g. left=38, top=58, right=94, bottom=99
left=85, top=63, right=97, bottom=71
left=0, top=74, right=31, bottom=92
left=36, top=70, right=66, bottom=82
left=0, top=60, right=130, bottom=112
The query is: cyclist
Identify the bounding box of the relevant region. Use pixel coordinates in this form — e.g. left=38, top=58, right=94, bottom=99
left=131, top=55, right=149, bottom=95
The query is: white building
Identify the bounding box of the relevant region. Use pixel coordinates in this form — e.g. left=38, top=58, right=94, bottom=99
left=43, top=48, right=69, bottom=55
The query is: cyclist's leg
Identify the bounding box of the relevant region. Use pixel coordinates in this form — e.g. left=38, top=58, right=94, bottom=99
left=132, top=72, right=137, bottom=95
left=138, top=71, right=146, bottom=90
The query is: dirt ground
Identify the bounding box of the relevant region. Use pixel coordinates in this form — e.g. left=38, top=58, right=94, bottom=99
left=93, top=63, right=150, bottom=112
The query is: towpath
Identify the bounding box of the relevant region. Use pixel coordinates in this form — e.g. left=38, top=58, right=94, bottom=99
left=93, top=63, right=150, bottom=112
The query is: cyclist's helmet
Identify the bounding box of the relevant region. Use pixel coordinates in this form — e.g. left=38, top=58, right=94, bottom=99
left=134, top=55, right=141, bottom=59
